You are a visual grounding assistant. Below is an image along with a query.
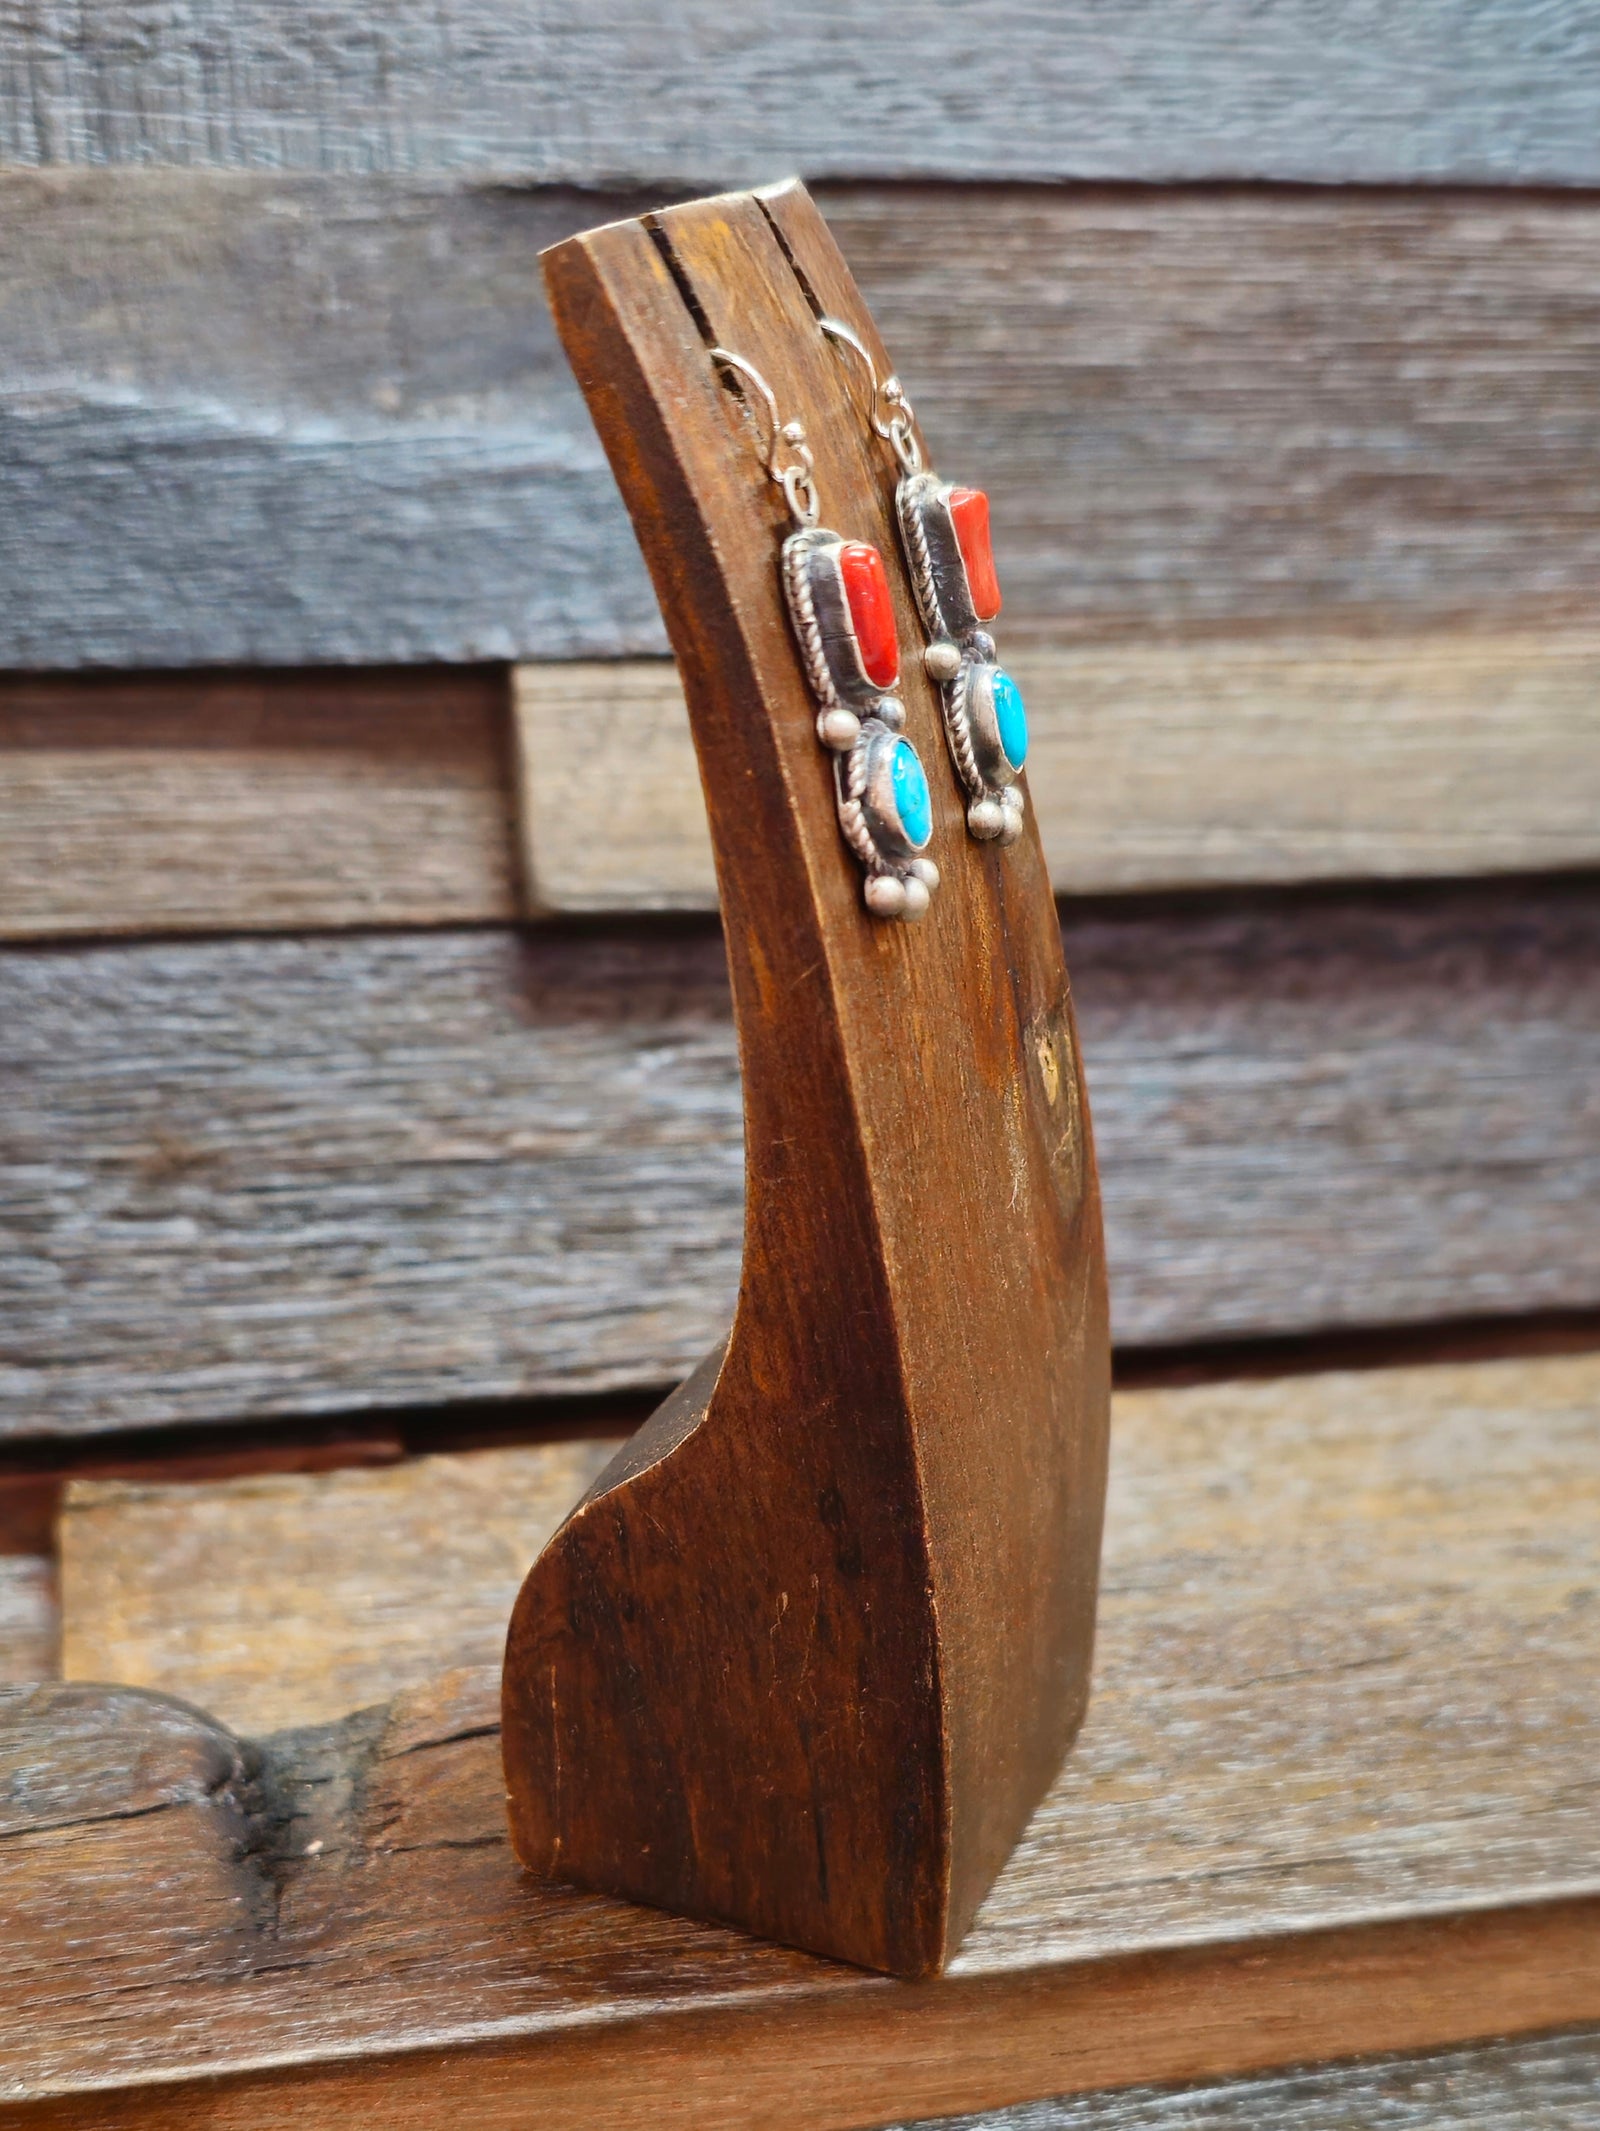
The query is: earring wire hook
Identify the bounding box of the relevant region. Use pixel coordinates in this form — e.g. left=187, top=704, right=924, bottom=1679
left=709, top=346, right=819, bottom=527
left=819, top=317, right=923, bottom=475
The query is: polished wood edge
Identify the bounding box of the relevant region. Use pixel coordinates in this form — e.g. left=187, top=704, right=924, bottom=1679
left=9, top=1897, right=1595, bottom=2130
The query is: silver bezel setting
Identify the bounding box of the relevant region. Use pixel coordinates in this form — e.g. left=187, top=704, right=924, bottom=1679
left=898, top=471, right=984, bottom=643
left=897, top=472, right=1025, bottom=847
left=956, top=661, right=1024, bottom=788
left=784, top=528, right=895, bottom=708
left=860, top=727, right=932, bottom=862
left=781, top=525, right=940, bottom=920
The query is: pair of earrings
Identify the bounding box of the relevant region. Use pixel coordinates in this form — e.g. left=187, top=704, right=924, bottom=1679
left=712, top=325, right=1028, bottom=923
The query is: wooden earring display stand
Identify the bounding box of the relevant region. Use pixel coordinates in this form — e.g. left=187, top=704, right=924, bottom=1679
left=503, top=181, right=1110, bottom=1980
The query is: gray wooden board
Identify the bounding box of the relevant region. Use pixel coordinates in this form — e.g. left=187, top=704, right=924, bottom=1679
left=9, top=178, right=1600, bottom=667
left=0, top=667, right=520, bottom=937
left=5, top=4, right=1600, bottom=183
left=3, top=885, right=1598, bottom=1438
left=893, top=2031, right=1600, bottom=2130
left=0, top=175, right=663, bottom=669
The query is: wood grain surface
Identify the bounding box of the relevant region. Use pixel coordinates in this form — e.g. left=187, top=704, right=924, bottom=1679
left=8, top=1902, right=1599, bottom=2131
left=5, top=882, right=1599, bottom=1439
left=9, top=631, right=1600, bottom=938
left=470, top=183, right=1107, bottom=1976
left=517, top=640, right=1600, bottom=910
left=0, top=1560, right=56, bottom=1685
left=5, top=4, right=1599, bottom=182
left=0, top=174, right=661, bottom=670
left=9, top=1349, right=1600, bottom=2120
left=0, top=668, right=518, bottom=937
left=59, top=1441, right=620, bottom=1732
left=893, top=2031, right=1600, bottom=2129
left=9, top=179, right=1600, bottom=666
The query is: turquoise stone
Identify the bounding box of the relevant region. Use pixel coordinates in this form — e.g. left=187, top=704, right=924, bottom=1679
left=890, top=739, right=932, bottom=849
left=992, top=668, right=1029, bottom=771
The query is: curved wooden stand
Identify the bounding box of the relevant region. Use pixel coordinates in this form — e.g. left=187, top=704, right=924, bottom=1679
left=502, top=181, right=1110, bottom=1979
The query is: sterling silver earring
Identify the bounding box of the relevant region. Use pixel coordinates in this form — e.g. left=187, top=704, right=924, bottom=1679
left=821, top=319, right=1027, bottom=847
left=711, top=347, right=940, bottom=921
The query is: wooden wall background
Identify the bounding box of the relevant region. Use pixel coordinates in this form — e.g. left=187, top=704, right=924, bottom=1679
left=3, top=7, right=1600, bottom=2124
left=6, top=174, right=1600, bottom=1432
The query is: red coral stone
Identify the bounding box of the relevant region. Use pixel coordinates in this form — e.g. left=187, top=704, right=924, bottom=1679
left=839, top=541, right=900, bottom=689
left=949, top=486, right=1002, bottom=620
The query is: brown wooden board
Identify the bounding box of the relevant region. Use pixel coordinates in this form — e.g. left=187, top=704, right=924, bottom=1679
left=894, top=2032, right=1600, bottom=2130
left=0, top=1560, right=55, bottom=1684
left=0, top=667, right=518, bottom=937
left=58, top=1441, right=620, bottom=1733
left=8, top=1351, right=1600, bottom=2121
left=516, top=641, right=1600, bottom=911
left=3, top=884, right=1598, bottom=1439
left=4, top=6, right=1599, bottom=183
left=9, top=179, right=1600, bottom=667
left=8, top=639, right=1600, bottom=938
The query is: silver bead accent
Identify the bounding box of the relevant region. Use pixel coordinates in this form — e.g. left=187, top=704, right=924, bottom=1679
left=908, top=857, right=940, bottom=890
left=997, top=806, right=1025, bottom=845
left=923, top=640, right=962, bottom=682
left=818, top=708, right=862, bottom=752
left=967, top=796, right=1005, bottom=841
left=864, top=873, right=909, bottom=919
left=901, top=874, right=931, bottom=919
left=875, top=695, right=906, bottom=732
left=970, top=630, right=997, bottom=662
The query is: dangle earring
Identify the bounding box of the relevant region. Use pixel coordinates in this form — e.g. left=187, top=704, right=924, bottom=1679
left=821, top=319, right=1027, bottom=847
left=710, top=347, right=940, bottom=921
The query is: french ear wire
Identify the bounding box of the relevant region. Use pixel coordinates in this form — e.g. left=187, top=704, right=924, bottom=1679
left=708, top=347, right=820, bottom=527
left=815, top=318, right=923, bottom=476
left=708, top=346, right=940, bottom=922
left=820, top=317, right=1028, bottom=848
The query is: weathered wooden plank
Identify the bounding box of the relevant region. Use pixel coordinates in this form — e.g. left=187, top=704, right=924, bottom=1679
left=0, top=668, right=517, bottom=937
left=11, top=1902, right=1600, bottom=2130
left=0, top=1560, right=56, bottom=1685
left=10, top=1351, right=1600, bottom=2119
left=0, top=1482, right=57, bottom=1684
left=0, top=173, right=662, bottom=670
left=516, top=640, right=1600, bottom=910
left=5, top=4, right=1600, bottom=183
left=59, top=1440, right=620, bottom=1732
left=4, top=887, right=1598, bottom=1437
left=0, top=927, right=740, bottom=1438
left=970, top=1353, right=1600, bottom=1971
left=11, top=630, right=1600, bottom=940
left=896, top=2031, right=1600, bottom=2130
left=9, top=178, right=1600, bottom=667
left=0, top=1680, right=264, bottom=2036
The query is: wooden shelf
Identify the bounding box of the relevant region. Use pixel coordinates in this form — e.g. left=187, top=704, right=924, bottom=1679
left=7, top=1350, right=1598, bottom=2125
